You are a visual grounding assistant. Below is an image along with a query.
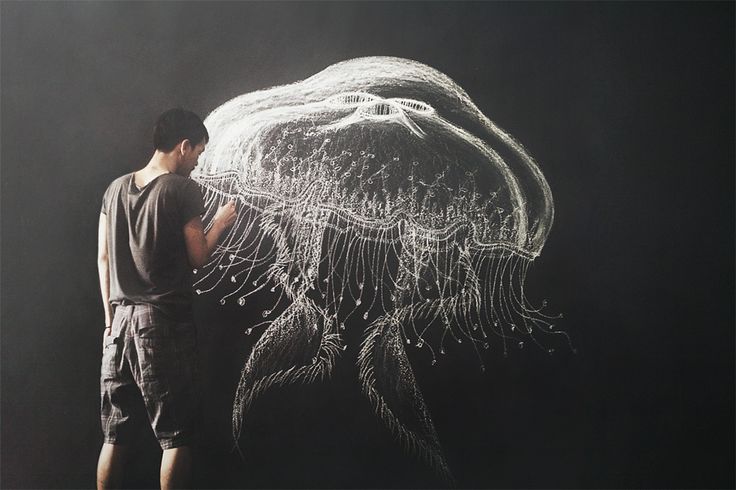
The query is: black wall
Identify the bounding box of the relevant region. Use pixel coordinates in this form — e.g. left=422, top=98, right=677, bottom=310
left=2, top=2, right=734, bottom=488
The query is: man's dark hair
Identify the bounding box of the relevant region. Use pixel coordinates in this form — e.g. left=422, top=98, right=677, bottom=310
left=153, top=108, right=209, bottom=152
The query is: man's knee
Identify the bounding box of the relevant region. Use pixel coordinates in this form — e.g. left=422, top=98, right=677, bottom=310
left=161, top=445, right=192, bottom=465
left=160, top=446, right=193, bottom=490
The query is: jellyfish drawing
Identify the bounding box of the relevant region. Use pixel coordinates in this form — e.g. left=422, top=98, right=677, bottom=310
left=191, top=56, right=569, bottom=484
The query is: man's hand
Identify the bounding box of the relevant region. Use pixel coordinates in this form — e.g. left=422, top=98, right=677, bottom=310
left=102, top=326, right=112, bottom=349
left=212, top=200, right=237, bottom=231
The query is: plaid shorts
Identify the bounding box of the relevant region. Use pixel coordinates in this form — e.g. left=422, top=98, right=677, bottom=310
left=100, top=302, right=199, bottom=449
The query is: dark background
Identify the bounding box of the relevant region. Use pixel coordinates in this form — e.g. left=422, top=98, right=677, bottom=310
left=2, top=1, right=734, bottom=488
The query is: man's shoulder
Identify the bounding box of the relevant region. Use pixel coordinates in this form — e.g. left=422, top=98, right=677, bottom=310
left=107, top=173, right=132, bottom=189
left=103, top=173, right=132, bottom=196
left=157, top=174, right=202, bottom=194
left=159, top=173, right=192, bottom=185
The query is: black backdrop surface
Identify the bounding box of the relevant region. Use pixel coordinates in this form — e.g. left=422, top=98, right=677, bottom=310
left=1, top=2, right=734, bottom=488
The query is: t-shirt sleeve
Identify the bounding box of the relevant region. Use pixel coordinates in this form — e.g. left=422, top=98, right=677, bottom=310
left=178, top=179, right=206, bottom=226
left=100, top=184, right=111, bottom=215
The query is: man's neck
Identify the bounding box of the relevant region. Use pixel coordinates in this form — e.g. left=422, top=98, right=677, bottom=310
left=134, top=152, right=178, bottom=187
left=143, top=151, right=178, bottom=175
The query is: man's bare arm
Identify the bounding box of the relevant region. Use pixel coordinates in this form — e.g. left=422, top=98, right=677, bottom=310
left=183, top=200, right=237, bottom=269
left=98, top=213, right=113, bottom=334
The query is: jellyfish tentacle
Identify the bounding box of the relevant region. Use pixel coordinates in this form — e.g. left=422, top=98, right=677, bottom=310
left=194, top=180, right=280, bottom=300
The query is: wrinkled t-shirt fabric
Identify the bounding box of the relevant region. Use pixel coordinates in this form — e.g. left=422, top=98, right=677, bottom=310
left=101, top=173, right=205, bottom=311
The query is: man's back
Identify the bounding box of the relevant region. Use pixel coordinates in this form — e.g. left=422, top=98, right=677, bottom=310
left=102, top=172, right=204, bottom=308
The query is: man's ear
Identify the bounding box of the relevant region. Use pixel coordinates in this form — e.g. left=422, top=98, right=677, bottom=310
left=179, top=139, right=192, bottom=156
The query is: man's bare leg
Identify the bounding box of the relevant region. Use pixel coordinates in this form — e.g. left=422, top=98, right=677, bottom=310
left=97, top=443, right=127, bottom=489
left=160, top=446, right=192, bottom=490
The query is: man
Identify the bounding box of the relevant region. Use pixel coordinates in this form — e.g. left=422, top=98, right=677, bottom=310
left=96, top=108, right=237, bottom=489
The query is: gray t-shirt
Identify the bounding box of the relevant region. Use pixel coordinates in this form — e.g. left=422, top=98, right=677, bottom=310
left=101, top=172, right=205, bottom=309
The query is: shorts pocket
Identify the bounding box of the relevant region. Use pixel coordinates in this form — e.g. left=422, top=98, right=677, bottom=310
left=101, top=335, right=120, bottom=379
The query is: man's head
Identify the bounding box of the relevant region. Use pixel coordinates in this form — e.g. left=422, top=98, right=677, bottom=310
left=153, top=108, right=209, bottom=176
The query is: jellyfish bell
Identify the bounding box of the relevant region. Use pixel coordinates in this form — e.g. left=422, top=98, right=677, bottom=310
left=192, top=57, right=567, bottom=484
left=195, top=56, right=552, bottom=256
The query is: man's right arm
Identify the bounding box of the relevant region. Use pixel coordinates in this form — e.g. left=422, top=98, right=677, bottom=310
left=98, top=212, right=113, bottom=336
left=183, top=200, right=238, bottom=269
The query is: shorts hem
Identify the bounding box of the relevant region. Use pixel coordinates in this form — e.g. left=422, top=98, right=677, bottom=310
left=159, top=437, right=192, bottom=450
left=102, top=437, right=127, bottom=446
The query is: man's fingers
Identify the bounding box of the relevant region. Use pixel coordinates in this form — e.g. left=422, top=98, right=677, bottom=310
left=219, top=200, right=236, bottom=212
left=214, top=201, right=238, bottom=228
